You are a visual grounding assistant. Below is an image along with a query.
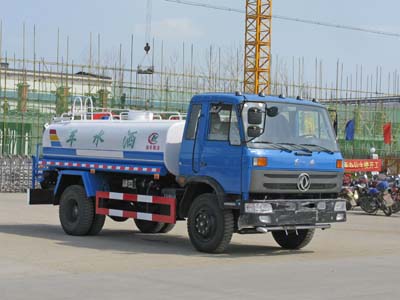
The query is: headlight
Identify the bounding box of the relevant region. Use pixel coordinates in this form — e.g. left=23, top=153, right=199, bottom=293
left=245, top=203, right=273, bottom=214
left=334, top=201, right=346, bottom=212
left=259, top=215, right=272, bottom=223
left=336, top=213, right=345, bottom=221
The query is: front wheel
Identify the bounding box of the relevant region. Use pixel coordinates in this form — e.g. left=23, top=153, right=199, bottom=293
left=392, top=201, right=400, bottom=214
left=187, top=193, right=234, bottom=253
left=272, top=229, right=315, bottom=250
left=381, top=205, right=392, bottom=217
left=346, top=201, right=353, bottom=211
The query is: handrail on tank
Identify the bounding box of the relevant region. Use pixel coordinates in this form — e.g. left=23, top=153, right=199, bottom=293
left=150, top=111, right=186, bottom=120
left=84, top=97, right=94, bottom=120
left=72, top=97, right=84, bottom=120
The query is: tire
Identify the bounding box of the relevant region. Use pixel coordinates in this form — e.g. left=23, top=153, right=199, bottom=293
left=381, top=205, right=392, bottom=217
left=134, top=219, right=165, bottom=233
left=59, top=185, right=95, bottom=236
left=346, top=201, right=352, bottom=211
left=187, top=193, right=234, bottom=253
left=392, top=201, right=400, bottom=214
left=159, top=223, right=175, bottom=233
left=109, top=216, right=129, bottom=222
left=272, top=229, right=315, bottom=250
left=88, top=214, right=106, bottom=235
left=359, top=196, right=379, bottom=214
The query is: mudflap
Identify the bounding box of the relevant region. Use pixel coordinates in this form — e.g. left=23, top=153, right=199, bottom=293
left=28, top=189, right=55, bottom=205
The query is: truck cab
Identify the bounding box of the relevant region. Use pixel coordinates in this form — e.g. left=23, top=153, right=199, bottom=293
left=178, top=93, right=345, bottom=251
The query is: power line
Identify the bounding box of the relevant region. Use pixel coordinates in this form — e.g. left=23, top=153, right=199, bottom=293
left=162, top=0, right=400, bottom=39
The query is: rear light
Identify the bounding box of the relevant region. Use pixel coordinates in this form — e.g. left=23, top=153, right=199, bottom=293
left=253, top=157, right=268, bottom=167
left=336, top=159, right=343, bottom=169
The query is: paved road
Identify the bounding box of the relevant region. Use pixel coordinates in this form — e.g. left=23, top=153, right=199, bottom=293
left=0, top=193, right=399, bottom=300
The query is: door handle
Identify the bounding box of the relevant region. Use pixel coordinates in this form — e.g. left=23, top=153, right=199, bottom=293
left=200, top=161, right=207, bottom=167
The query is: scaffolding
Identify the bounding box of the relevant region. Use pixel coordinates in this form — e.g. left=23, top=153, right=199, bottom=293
left=1, top=48, right=400, bottom=159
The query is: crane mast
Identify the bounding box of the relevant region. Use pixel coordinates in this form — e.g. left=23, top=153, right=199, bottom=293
left=244, top=0, right=272, bottom=95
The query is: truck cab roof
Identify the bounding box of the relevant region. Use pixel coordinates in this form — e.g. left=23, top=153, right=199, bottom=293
left=191, top=93, right=325, bottom=108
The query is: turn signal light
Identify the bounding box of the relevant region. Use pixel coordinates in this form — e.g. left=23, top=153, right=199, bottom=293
left=336, top=159, right=343, bottom=169
left=253, top=157, right=268, bottom=167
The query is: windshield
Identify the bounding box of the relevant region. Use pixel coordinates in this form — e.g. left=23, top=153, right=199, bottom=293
left=243, top=101, right=339, bottom=152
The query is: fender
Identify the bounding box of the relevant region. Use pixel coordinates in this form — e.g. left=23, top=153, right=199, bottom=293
left=54, top=170, right=107, bottom=201
left=178, top=176, right=226, bottom=218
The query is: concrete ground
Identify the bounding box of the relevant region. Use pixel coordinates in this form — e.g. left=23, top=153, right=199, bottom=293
left=0, top=193, right=399, bottom=300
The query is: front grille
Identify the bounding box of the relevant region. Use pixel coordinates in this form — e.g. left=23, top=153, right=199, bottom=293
left=250, top=170, right=343, bottom=194
left=263, top=183, right=337, bottom=190
left=264, top=174, right=337, bottom=180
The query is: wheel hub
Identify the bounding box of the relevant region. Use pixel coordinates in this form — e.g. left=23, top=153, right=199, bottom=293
left=195, top=211, right=212, bottom=237
left=67, top=201, right=79, bottom=222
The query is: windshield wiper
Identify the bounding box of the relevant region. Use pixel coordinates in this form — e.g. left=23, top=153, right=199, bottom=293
left=300, top=143, right=334, bottom=154
left=279, top=143, right=312, bottom=153
left=251, top=141, right=292, bottom=153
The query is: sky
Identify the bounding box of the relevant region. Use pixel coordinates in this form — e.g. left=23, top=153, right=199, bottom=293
left=1, top=0, right=400, bottom=90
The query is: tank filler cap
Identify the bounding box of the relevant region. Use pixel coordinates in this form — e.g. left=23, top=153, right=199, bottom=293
left=258, top=92, right=266, bottom=97
left=235, top=91, right=243, bottom=96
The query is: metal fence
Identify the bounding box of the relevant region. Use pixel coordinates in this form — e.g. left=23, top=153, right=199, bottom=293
left=0, top=155, right=32, bottom=192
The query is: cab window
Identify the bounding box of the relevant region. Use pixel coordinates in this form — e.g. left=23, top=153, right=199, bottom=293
left=185, top=104, right=202, bottom=140
left=208, top=104, right=241, bottom=145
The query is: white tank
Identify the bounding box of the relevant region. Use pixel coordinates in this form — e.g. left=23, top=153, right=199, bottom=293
left=42, top=119, right=186, bottom=175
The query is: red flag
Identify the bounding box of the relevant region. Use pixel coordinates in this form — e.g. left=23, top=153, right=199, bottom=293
left=383, top=122, right=392, bottom=144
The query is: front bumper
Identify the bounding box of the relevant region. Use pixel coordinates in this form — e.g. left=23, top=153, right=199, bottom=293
left=238, top=199, right=346, bottom=229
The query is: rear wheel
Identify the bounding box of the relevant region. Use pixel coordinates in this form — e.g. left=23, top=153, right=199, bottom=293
left=134, top=219, right=165, bottom=233
left=159, top=223, right=175, bottom=233
left=59, top=185, right=95, bottom=236
left=272, top=229, right=315, bottom=250
left=187, top=193, right=234, bottom=253
left=109, top=216, right=129, bottom=222
left=359, top=196, right=379, bottom=214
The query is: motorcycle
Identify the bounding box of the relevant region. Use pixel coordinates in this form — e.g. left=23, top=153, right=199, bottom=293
left=340, top=186, right=359, bottom=210
left=340, top=174, right=367, bottom=210
left=359, top=177, right=394, bottom=216
left=390, top=176, right=400, bottom=214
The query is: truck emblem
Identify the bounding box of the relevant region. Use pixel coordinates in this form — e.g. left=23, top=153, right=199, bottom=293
left=146, top=132, right=160, bottom=150
left=148, top=132, right=159, bottom=145
left=297, top=173, right=311, bottom=192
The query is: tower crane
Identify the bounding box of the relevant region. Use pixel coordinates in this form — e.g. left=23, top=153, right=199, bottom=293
left=244, top=0, right=272, bottom=95
left=146, top=0, right=273, bottom=94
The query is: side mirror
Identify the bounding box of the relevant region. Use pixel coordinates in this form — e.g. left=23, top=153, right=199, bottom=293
left=247, top=126, right=263, bottom=138
left=248, top=107, right=263, bottom=125
left=267, top=106, right=279, bottom=117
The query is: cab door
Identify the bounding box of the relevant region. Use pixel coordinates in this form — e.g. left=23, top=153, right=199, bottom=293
left=179, top=103, right=205, bottom=175
left=198, top=103, right=243, bottom=194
